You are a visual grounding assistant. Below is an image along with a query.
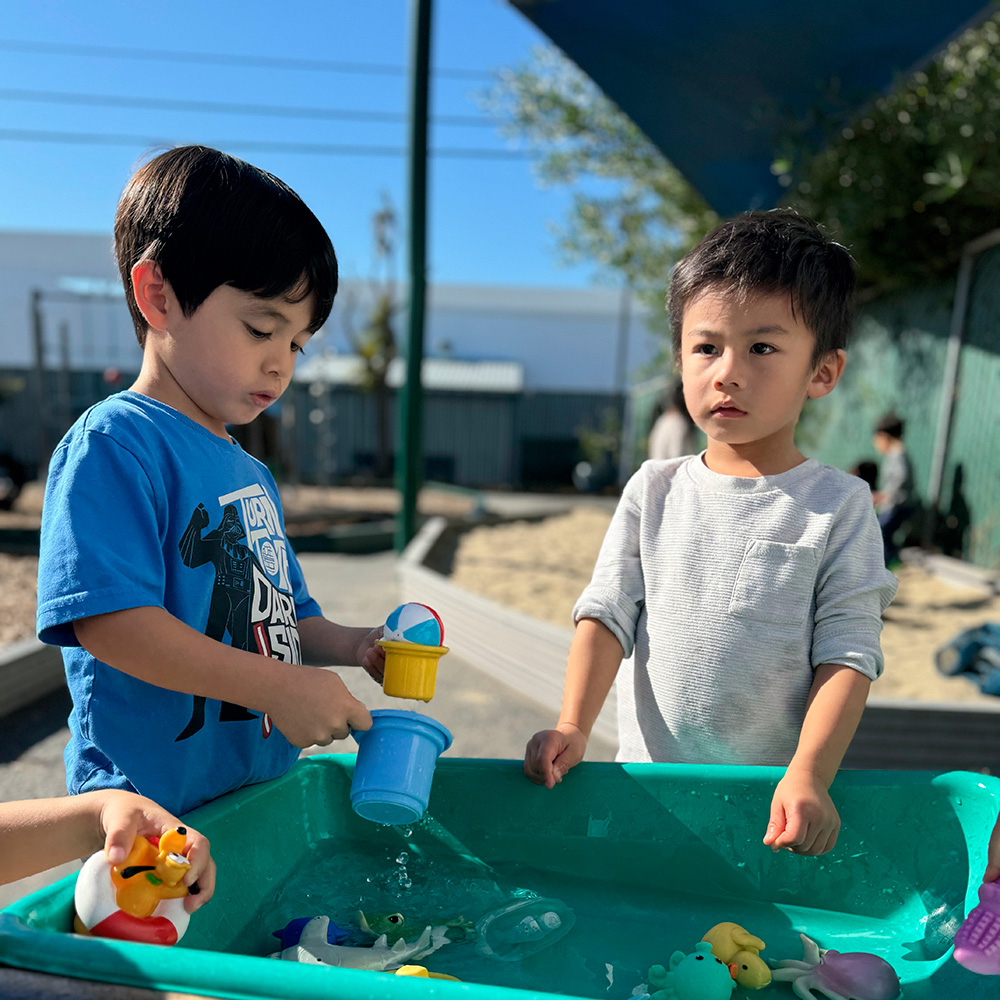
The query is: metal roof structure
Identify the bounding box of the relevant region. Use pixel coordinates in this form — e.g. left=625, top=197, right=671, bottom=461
left=509, top=0, right=994, bottom=215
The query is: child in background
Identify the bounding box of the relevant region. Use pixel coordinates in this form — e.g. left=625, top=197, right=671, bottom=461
left=525, top=210, right=897, bottom=857
left=36, top=146, right=384, bottom=817
left=872, top=412, right=915, bottom=567
left=0, top=790, right=214, bottom=905
left=849, top=459, right=879, bottom=494
left=647, top=380, right=698, bottom=460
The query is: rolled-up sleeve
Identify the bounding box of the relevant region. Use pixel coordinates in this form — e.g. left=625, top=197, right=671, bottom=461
left=812, top=487, right=898, bottom=679
left=572, top=471, right=646, bottom=657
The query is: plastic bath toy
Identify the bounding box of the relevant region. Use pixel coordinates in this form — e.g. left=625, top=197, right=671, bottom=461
left=268, top=915, right=449, bottom=970
left=771, top=933, right=901, bottom=1000
left=384, top=603, right=444, bottom=646
left=378, top=603, right=449, bottom=701
left=648, top=941, right=735, bottom=1000
left=357, top=909, right=476, bottom=944
left=394, top=964, right=461, bottom=981
left=350, top=710, right=453, bottom=825
left=953, top=879, right=1000, bottom=975
left=73, top=827, right=194, bottom=945
left=702, top=921, right=771, bottom=989
left=474, top=897, right=576, bottom=961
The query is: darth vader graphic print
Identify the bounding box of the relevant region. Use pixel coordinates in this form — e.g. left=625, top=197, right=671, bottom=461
left=176, top=483, right=301, bottom=742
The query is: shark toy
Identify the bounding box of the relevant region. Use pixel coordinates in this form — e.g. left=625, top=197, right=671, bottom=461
left=269, top=915, right=450, bottom=970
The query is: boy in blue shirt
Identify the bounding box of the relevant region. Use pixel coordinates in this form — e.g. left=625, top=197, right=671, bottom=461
left=37, top=146, right=383, bottom=815
left=525, top=211, right=898, bottom=857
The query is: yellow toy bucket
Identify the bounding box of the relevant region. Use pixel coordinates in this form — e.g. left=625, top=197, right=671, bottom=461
left=377, top=639, right=449, bottom=701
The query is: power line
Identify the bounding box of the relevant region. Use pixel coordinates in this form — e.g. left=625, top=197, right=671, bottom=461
left=0, top=87, right=496, bottom=127
left=0, top=38, right=492, bottom=80
left=0, top=127, right=532, bottom=160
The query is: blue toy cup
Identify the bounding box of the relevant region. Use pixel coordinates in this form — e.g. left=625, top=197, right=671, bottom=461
left=350, top=709, right=453, bottom=826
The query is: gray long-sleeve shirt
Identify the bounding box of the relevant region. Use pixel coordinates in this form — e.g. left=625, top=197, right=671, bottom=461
left=573, top=455, right=898, bottom=766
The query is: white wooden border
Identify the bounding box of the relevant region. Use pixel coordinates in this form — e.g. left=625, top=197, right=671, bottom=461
left=0, top=638, right=64, bottom=720
left=397, top=516, right=619, bottom=747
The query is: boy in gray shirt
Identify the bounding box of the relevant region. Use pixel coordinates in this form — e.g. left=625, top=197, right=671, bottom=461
left=525, top=211, right=897, bottom=858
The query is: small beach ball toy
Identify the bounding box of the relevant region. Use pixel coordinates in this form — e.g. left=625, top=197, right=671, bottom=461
left=378, top=603, right=449, bottom=702
left=384, top=603, right=444, bottom=646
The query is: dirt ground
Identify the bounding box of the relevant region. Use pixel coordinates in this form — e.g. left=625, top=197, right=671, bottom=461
left=4, top=485, right=1000, bottom=705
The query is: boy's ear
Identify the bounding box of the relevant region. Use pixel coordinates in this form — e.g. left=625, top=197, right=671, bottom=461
left=131, top=260, right=171, bottom=332
left=807, top=349, right=846, bottom=399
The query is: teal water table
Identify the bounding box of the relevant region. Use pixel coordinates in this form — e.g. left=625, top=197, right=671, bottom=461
left=1, top=756, right=997, bottom=999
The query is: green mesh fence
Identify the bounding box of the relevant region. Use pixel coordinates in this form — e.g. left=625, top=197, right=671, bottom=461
left=935, top=243, right=1000, bottom=569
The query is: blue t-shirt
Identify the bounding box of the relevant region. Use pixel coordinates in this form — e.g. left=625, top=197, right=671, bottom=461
left=37, top=392, right=321, bottom=815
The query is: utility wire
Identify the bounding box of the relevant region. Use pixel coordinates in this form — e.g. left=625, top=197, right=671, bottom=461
left=0, top=127, right=532, bottom=159
left=0, top=38, right=492, bottom=79
left=0, top=86, right=496, bottom=126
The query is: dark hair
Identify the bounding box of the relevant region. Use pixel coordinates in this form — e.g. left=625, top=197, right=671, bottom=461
left=667, top=209, right=856, bottom=365
left=875, top=413, right=905, bottom=439
left=115, top=145, right=338, bottom=345
left=851, top=460, right=879, bottom=490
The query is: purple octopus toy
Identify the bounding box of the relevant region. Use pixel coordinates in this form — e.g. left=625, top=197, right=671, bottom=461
left=771, top=933, right=901, bottom=1000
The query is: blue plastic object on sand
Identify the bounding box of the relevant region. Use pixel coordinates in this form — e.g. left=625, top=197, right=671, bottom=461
left=935, top=623, right=1000, bottom=695
left=351, top=709, right=452, bottom=825
left=474, top=897, right=575, bottom=961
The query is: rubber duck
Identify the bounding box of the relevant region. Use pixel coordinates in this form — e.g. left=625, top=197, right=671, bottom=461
left=701, top=921, right=771, bottom=989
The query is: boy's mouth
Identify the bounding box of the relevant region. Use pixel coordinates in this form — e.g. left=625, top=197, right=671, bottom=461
left=712, top=403, right=746, bottom=418
left=250, top=392, right=276, bottom=408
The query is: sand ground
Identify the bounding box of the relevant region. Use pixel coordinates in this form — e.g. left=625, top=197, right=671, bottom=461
left=448, top=506, right=1000, bottom=705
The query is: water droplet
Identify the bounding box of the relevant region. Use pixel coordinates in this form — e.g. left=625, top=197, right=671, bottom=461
left=396, top=852, right=409, bottom=865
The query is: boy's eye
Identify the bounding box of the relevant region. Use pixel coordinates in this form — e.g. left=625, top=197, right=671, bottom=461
left=292, top=342, right=307, bottom=356
left=246, top=325, right=271, bottom=340
left=750, top=342, right=775, bottom=355
left=693, top=343, right=718, bottom=356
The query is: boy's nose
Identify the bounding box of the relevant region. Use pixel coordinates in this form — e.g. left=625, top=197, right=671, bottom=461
left=265, top=348, right=294, bottom=379
left=713, top=352, right=743, bottom=389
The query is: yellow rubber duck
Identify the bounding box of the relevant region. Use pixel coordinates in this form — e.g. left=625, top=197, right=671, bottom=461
left=701, top=922, right=771, bottom=990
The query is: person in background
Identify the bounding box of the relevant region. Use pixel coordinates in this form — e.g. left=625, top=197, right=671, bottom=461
left=647, top=380, right=698, bottom=460
left=849, top=459, right=879, bottom=496
left=872, top=412, right=915, bottom=567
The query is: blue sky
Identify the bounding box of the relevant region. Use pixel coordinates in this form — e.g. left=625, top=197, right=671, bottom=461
left=0, top=0, right=601, bottom=288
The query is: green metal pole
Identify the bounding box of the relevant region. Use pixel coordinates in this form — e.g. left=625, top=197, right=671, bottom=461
left=395, top=0, right=432, bottom=552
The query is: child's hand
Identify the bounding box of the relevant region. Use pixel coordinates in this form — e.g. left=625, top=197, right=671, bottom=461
left=524, top=724, right=587, bottom=789
left=357, top=626, right=385, bottom=683
left=270, top=664, right=372, bottom=748
left=763, top=768, right=841, bottom=856
left=985, top=813, right=1000, bottom=882
left=96, top=790, right=215, bottom=912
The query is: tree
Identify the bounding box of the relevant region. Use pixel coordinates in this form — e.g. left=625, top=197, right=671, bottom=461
left=489, top=15, right=1000, bottom=304
left=341, top=195, right=398, bottom=480
left=776, top=12, right=1000, bottom=296
left=483, top=47, right=718, bottom=339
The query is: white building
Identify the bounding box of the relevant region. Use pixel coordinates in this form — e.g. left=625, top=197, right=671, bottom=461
left=0, top=230, right=661, bottom=392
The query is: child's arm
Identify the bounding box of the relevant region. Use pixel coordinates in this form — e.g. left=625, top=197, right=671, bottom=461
left=0, top=790, right=214, bottom=908
left=74, top=606, right=372, bottom=748
left=763, top=663, right=871, bottom=855
left=524, top=618, right=623, bottom=788
left=297, top=615, right=386, bottom=683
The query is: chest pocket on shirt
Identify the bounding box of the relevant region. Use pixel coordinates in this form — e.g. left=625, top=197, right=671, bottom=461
left=729, top=539, right=820, bottom=625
